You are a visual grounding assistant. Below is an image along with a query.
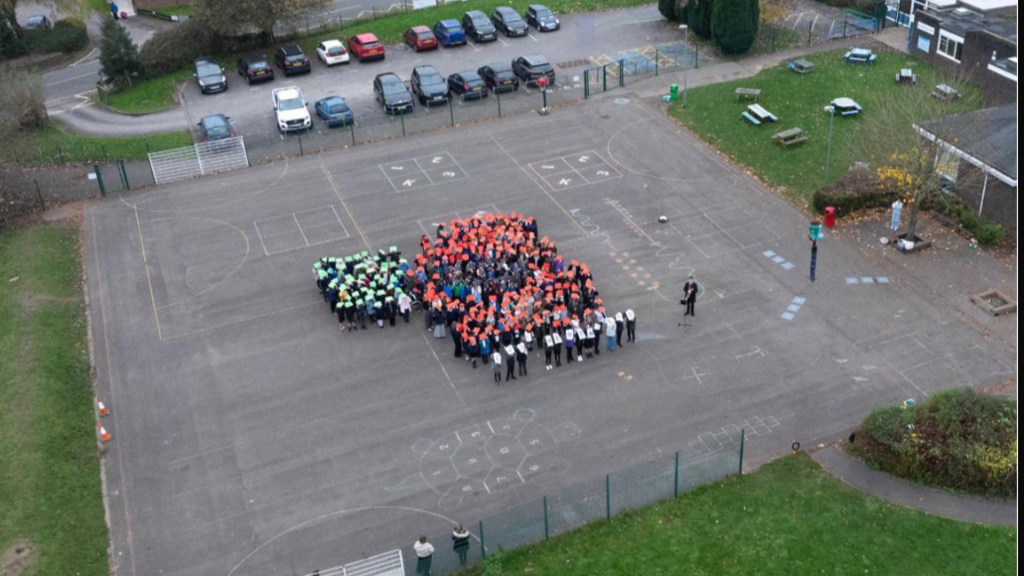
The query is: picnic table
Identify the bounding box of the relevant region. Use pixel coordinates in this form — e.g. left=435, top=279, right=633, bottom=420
left=830, top=97, right=862, bottom=116
left=788, top=59, right=815, bottom=74
left=773, top=127, right=808, bottom=147
left=843, top=48, right=877, bottom=65
left=932, top=83, right=962, bottom=100
left=735, top=87, right=761, bottom=102
left=895, top=68, right=917, bottom=84
left=747, top=103, right=778, bottom=122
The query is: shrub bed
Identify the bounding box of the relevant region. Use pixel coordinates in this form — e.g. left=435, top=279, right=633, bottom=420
left=22, top=18, right=89, bottom=55
left=853, top=389, right=1017, bottom=499
left=811, top=170, right=897, bottom=217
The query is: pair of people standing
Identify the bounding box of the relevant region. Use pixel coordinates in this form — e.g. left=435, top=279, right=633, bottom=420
left=491, top=343, right=528, bottom=384
left=413, top=527, right=472, bottom=575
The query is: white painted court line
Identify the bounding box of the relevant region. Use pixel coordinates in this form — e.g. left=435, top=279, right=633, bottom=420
left=527, top=33, right=539, bottom=42
left=253, top=221, right=271, bottom=256
left=293, top=213, right=310, bottom=247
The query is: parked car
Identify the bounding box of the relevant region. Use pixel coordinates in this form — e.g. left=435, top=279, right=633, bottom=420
left=404, top=25, right=438, bottom=52
left=447, top=70, right=487, bottom=100
left=348, top=33, right=385, bottom=62
left=433, top=19, right=467, bottom=47
left=373, top=73, right=413, bottom=114
left=193, top=57, right=228, bottom=94
left=197, top=114, right=236, bottom=143
left=525, top=5, right=560, bottom=31
left=236, top=53, right=274, bottom=84
left=272, top=86, right=311, bottom=133
left=512, top=54, right=555, bottom=87
left=411, top=65, right=450, bottom=106
left=461, top=10, right=496, bottom=42
left=491, top=7, right=528, bottom=37
left=316, top=39, right=350, bottom=66
left=275, top=44, right=311, bottom=76
left=24, top=15, right=53, bottom=30
left=478, top=62, right=519, bottom=93
left=314, top=96, right=354, bottom=127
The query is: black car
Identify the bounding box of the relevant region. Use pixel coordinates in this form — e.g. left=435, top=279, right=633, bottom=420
left=478, top=62, right=519, bottom=93
left=525, top=5, right=560, bottom=31
left=197, top=114, right=236, bottom=150
left=274, top=44, right=311, bottom=76
left=492, top=7, right=528, bottom=37
left=193, top=57, right=228, bottom=94
left=462, top=10, right=497, bottom=42
left=236, top=53, right=274, bottom=84
left=411, top=65, right=450, bottom=106
left=512, top=54, right=555, bottom=87
left=373, top=73, right=414, bottom=114
left=447, top=70, right=487, bottom=100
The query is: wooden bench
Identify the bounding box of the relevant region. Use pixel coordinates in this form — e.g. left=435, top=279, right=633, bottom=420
left=932, top=84, right=961, bottom=100
left=773, top=127, right=808, bottom=147
left=843, top=49, right=877, bottom=65
left=741, top=111, right=761, bottom=125
left=748, top=103, right=778, bottom=123
left=735, top=87, right=761, bottom=102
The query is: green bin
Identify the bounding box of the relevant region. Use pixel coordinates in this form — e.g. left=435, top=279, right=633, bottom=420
left=670, top=84, right=679, bottom=101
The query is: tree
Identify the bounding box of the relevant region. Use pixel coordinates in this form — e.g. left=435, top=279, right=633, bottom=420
left=0, top=69, right=45, bottom=134
left=711, top=0, right=759, bottom=55
left=99, top=17, right=141, bottom=89
left=195, top=0, right=330, bottom=44
left=0, top=0, right=85, bottom=38
left=683, top=0, right=715, bottom=38
left=659, top=0, right=680, bottom=21
left=851, top=76, right=982, bottom=242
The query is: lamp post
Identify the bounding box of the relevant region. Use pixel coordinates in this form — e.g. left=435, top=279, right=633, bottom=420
left=823, top=105, right=836, bottom=183
left=679, top=24, right=689, bottom=108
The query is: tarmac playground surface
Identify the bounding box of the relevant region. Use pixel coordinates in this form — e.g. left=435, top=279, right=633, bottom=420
left=84, top=95, right=1015, bottom=576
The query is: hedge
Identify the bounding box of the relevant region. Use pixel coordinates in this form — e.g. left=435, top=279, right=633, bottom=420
left=855, top=389, right=1017, bottom=499
left=139, top=17, right=218, bottom=79
left=22, top=18, right=89, bottom=55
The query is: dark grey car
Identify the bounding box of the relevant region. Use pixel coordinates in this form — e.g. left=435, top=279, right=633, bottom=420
left=194, top=57, right=228, bottom=94
left=374, top=73, right=414, bottom=114
left=411, top=65, right=450, bottom=106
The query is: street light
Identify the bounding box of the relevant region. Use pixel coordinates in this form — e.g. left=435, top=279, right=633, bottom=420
left=679, top=24, right=689, bottom=108
left=823, top=105, right=836, bottom=183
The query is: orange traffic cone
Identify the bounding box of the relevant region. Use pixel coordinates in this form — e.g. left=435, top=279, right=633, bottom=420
left=98, top=424, right=112, bottom=442
left=97, top=398, right=110, bottom=417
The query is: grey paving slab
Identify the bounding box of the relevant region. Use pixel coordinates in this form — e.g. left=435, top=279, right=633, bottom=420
left=82, top=95, right=1016, bottom=576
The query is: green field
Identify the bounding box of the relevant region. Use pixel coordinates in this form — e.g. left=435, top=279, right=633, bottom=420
left=464, top=454, right=1015, bottom=576
left=102, top=68, right=192, bottom=114
left=668, top=49, right=980, bottom=205
left=0, top=224, right=109, bottom=576
left=6, top=123, right=193, bottom=165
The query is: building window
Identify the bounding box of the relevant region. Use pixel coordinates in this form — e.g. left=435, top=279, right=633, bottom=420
left=938, top=32, right=963, bottom=62
left=935, top=147, right=960, bottom=192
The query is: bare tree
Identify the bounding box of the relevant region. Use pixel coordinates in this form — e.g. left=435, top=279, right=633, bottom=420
left=0, top=69, right=45, bottom=135
left=851, top=74, right=983, bottom=242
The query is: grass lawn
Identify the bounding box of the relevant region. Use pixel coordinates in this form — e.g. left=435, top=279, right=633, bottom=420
left=465, top=454, right=1015, bottom=576
left=0, top=223, right=109, bottom=576
left=667, top=49, right=980, bottom=206
left=153, top=4, right=195, bottom=17
left=104, top=0, right=653, bottom=114
left=6, top=123, right=193, bottom=165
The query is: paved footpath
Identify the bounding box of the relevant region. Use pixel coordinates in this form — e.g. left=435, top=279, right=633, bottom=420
left=812, top=446, right=1017, bottom=527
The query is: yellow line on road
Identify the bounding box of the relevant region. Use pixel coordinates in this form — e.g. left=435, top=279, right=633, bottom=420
left=320, top=161, right=372, bottom=251
left=134, top=202, right=163, bottom=341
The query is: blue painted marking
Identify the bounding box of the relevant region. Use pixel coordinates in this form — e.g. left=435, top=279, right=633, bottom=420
left=792, top=296, right=807, bottom=305
left=860, top=277, right=875, bottom=284
left=771, top=255, right=785, bottom=264
left=875, top=276, right=889, bottom=284
left=781, top=312, right=796, bottom=321
left=763, top=250, right=776, bottom=258
left=786, top=304, right=802, bottom=313
left=780, top=262, right=795, bottom=271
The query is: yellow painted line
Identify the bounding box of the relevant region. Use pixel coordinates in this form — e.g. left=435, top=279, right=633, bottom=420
left=320, top=161, right=372, bottom=251
left=134, top=202, right=163, bottom=341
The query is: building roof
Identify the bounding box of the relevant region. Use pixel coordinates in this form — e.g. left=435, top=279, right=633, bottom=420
left=917, top=105, right=1017, bottom=183
left=920, top=6, right=1018, bottom=41
left=958, top=0, right=1018, bottom=12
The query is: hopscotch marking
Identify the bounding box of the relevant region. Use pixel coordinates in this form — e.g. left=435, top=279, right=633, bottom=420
left=254, top=205, right=350, bottom=256
left=762, top=249, right=796, bottom=271
left=528, top=150, right=622, bottom=191
left=781, top=296, right=806, bottom=321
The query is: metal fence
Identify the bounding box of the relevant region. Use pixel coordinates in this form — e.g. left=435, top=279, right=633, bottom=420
left=317, top=433, right=744, bottom=576
left=757, top=10, right=881, bottom=54
left=582, top=41, right=708, bottom=98
left=148, top=136, right=249, bottom=185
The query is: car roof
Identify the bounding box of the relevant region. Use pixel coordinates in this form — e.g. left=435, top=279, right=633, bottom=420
left=484, top=62, right=513, bottom=71
left=280, top=44, right=303, bottom=54
left=377, top=72, right=402, bottom=82
left=530, top=4, right=550, bottom=10
left=438, top=19, right=460, bottom=27
left=457, top=70, right=482, bottom=79
left=320, top=96, right=347, bottom=105
left=523, top=54, right=549, bottom=65
left=276, top=88, right=301, bottom=98
left=415, top=65, right=441, bottom=74
left=321, top=39, right=343, bottom=47
left=194, top=56, right=217, bottom=65
left=353, top=33, right=378, bottom=42
left=200, top=114, right=228, bottom=126
left=465, top=10, right=487, bottom=18
left=410, top=25, right=431, bottom=33
left=496, top=6, right=517, bottom=14
left=242, top=53, right=267, bottom=61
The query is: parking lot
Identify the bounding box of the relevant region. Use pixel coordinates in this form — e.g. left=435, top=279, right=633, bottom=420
left=179, top=5, right=686, bottom=139
left=85, top=90, right=1014, bottom=576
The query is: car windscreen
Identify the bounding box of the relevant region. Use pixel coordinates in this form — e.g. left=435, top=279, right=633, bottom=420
left=416, top=31, right=434, bottom=40
left=462, top=73, right=483, bottom=85
left=285, top=53, right=305, bottom=62
left=535, top=9, right=553, bottom=17
left=327, top=46, right=346, bottom=56
left=420, top=72, right=444, bottom=86
left=206, top=125, right=229, bottom=137
left=278, top=97, right=304, bottom=111
left=249, top=59, right=269, bottom=70
left=197, top=63, right=221, bottom=77
left=363, top=41, right=381, bottom=49
left=472, top=16, right=491, bottom=26
left=382, top=81, right=407, bottom=95
left=328, top=103, right=349, bottom=114
left=505, top=14, right=525, bottom=24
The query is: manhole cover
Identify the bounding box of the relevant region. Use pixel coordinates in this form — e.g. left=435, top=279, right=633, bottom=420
left=613, top=98, right=630, bottom=105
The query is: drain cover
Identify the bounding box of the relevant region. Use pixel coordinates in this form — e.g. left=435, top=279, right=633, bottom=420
left=613, top=98, right=630, bottom=105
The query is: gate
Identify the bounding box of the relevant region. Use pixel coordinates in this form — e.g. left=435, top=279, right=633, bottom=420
left=297, top=549, right=404, bottom=576
left=148, top=136, right=249, bottom=185
left=841, top=8, right=880, bottom=35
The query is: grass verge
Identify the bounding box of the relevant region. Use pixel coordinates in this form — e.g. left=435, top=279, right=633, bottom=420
left=464, top=454, right=1015, bottom=575
left=103, top=0, right=654, bottom=114
left=667, top=49, right=980, bottom=205
left=5, top=123, right=193, bottom=165
left=0, top=223, right=109, bottom=576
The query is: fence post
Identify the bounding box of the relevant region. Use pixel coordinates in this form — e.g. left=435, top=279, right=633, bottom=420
left=655, top=48, right=659, bottom=76
left=449, top=97, right=455, bottom=127
left=738, top=429, right=746, bottom=475
left=120, top=160, right=130, bottom=190
left=57, top=147, right=64, bottom=164
left=543, top=496, right=549, bottom=540
left=583, top=70, right=589, bottom=98
left=145, top=142, right=151, bottom=155
left=694, top=47, right=699, bottom=69
left=298, top=133, right=304, bottom=156
left=34, top=179, right=45, bottom=211
left=673, top=451, right=679, bottom=498
left=350, top=123, right=356, bottom=146
left=496, top=89, right=501, bottom=118
left=93, top=165, right=106, bottom=197
left=602, top=65, right=607, bottom=92
left=400, top=112, right=406, bottom=137
left=618, top=60, right=624, bottom=87
left=771, top=27, right=775, bottom=52
left=843, top=13, right=849, bottom=38
left=605, top=474, right=611, bottom=521
left=478, top=520, right=486, bottom=559
left=808, top=20, right=813, bottom=46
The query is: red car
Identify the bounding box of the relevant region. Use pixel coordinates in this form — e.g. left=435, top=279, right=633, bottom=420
left=404, top=26, right=438, bottom=52
left=348, top=33, right=385, bottom=62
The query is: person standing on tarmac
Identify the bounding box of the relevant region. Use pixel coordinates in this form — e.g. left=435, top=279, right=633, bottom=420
left=516, top=342, right=528, bottom=377
left=626, top=309, right=636, bottom=343
left=544, top=333, right=553, bottom=370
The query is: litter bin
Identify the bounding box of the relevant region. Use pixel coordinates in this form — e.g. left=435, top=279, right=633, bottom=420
left=824, top=206, right=836, bottom=228
left=670, top=83, right=678, bottom=101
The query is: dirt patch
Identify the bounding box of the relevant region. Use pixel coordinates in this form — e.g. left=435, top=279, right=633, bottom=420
left=42, top=202, right=82, bottom=224
left=19, top=291, right=79, bottom=312
left=1, top=541, right=35, bottom=576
